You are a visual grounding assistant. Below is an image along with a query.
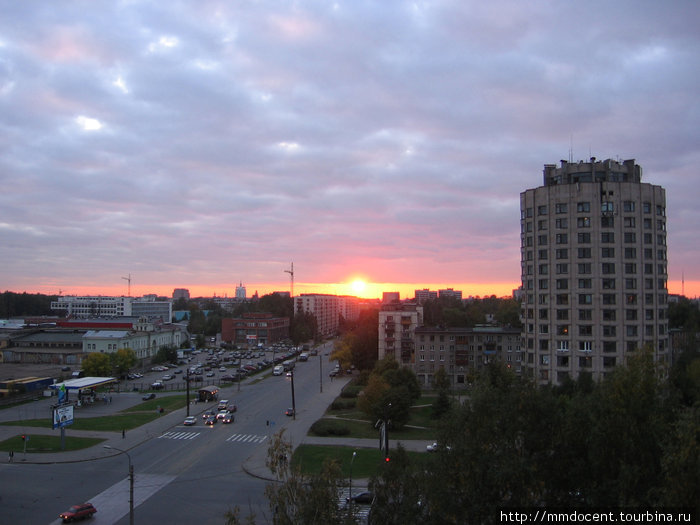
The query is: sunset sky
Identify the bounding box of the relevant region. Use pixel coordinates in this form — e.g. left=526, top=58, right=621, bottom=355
left=1, top=1, right=699, bottom=301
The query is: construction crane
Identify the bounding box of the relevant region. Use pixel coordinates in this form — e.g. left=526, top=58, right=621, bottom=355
left=122, top=274, right=132, bottom=297
left=284, top=263, right=294, bottom=298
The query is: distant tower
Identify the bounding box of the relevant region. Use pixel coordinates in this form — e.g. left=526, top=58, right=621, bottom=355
left=285, top=263, right=294, bottom=298
left=236, top=281, right=247, bottom=299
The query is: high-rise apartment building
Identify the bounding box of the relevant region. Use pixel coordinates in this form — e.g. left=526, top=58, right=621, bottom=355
left=520, top=158, right=669, bottom=385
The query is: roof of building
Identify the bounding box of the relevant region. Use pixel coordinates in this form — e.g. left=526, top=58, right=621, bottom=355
left=51, top=377, right=118, bottom=390
left=84, top=330, right=130, bottom=339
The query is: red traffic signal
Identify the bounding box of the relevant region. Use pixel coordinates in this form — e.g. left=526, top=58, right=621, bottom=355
left=384, top=456, right=390, bottom=462
left=21, top=435, right=25, bottom=441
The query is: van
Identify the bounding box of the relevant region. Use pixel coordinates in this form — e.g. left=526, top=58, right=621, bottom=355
left=217, top=399, right=229, bottom=410
left=298, top=353, right=308, bottom=362
left=272, top=365, right=284, bottom=376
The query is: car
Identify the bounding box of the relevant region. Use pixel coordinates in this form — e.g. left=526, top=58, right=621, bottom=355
left=59, top=502, right=97, bottom=522
left=142, top=393, right=156, bottom=401
left=285, top=408, right=295, bottom=417
left=183, top=416, right=197, bottom=426
left=202, top=409, right=216, bottom=419
left=426, top=442, right=451, bottom=452
left=217, top=400, right=230, bottom=410
left=222, top=413, right=234, bottom=424
left=204, top=416, right=217, bottom=425
left=61, top=366, right=71, bottom=372
left=219, top=366, right=227, bottom=372
left=216, top=410, right=231, bottom=420
left=206, top=371, right=215, bottom=377
left=150, top=382, right=164, bottom=390
left=346, top=491, right=374, bottom=505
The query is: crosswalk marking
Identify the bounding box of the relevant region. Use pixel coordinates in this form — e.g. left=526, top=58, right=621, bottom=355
left=159, top=431, right=200, bottom=440
left=226, top=433, right=268, bottom=444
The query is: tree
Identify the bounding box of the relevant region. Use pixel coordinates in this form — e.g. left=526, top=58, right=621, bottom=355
left=111, top=348, right=137, bottom=377
left=431, top=367, right=452, bottom=419
left=290, top=311, right=317, bottom=345
left=153, top=346, right=178, bottom=364
left=82, top=352, right=112, bottom=376
left=263, top=430, right=353, bottom=525
left=368, top=444, right=429, bottom=525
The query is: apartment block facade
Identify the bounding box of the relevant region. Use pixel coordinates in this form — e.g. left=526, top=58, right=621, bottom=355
left=520, top=158, right=669, bottom=385
left=294, top=294, right=360, bottom=337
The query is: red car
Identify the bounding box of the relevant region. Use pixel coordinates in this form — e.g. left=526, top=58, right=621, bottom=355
left=59, top=502, right=97, bottom=522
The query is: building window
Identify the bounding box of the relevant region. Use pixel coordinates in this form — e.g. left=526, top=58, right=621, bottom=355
left=579, top=341, right=592, bottom=352
left=624, top=217, right=636, bottom=228
left=579, top=325, right=592, bottom=336
left=538, top=220, right=548, bottom=231
left=577, top=248, right=591, bottom=258
left=624, top=247, right=637, bottom=259
left=602, top=247, right=615, bottom=258
left=556, top=249, right=568, bottom=259
left=625, top=278, right=637, bottom=289
left=602, top=278, right=616, bottom=290
left=538, top=205, right=548, bottom=216
left=623, top=201, right=635, bottom=212
left=624, top=232, right=636, bottom=243
left=603, top=325, right=617, bottom=337
left=556, top=233, right=568, bottom=244
left=555, top=203, right=568, bottom=214
left=556, top=279, right=568, bottom=290
left=556, top=218, right=568, bottom=228
left=603, top=294, right=616, bottom=305
left=556, top=294, right=569, bottom=305
left=578, top=294, right=592, bottom=305
left=556, top=263, right=569, bottom=274
left=578, top=263, right=591, bottom=274
left=577, top=217, right=591, bottom=228
left=643, top=202, right=651, bottom=213
left=625, top=263, right=637, bottom=274
left=602, top=263, right=616, bottom=274
left=626, top=309, right=638, bottom=320
left=601, top=232, right=615, bottom=243
left=577, top=202, right=591, bottom=213
left=577, top=232, right=591, bottom=243
left=556, top=309, right=569, bottom=320
left=579, top=309, right=592, bottom=321
left=578, top=278, right=592, bottom=289
left=538, top=235, right=548, bottom=245
left=601, top=201, right=614, bottom=214
left=538, top=249, right=548, bottom=260
left=601, top=216, right=615, bottom=228
left=602, top=309, right=616, bottom=321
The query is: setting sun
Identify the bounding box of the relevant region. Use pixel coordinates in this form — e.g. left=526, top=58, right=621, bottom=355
left=351, top=279, right=366, bottom=295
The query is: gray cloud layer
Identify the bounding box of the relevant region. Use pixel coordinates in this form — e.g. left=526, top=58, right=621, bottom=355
left=1, top=1, right=698, bottom=295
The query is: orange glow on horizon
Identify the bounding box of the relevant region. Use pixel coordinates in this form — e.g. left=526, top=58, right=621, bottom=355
left=9, top=280, right=700, bottom=301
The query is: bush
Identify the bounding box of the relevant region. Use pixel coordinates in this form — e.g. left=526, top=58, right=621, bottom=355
left=340, top=385, right=363, bottom=398
left=330, top=398, right=356, bottom=410
left=310, top=419, right=351, bottom=436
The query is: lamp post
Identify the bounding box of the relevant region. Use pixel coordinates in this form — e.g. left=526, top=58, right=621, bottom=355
left=349, top=450, right=357, bottom=510
left=104, top=445, right=134, bottom=525
left=290, top=368, right=296, bottom=420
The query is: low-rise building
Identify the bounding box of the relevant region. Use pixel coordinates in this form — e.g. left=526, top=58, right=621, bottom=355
left=221, top=313, right=290, bottom=347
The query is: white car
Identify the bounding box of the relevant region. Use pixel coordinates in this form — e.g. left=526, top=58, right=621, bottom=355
left=183, top=416, right=196, bottom=426
left=216, top=410, right=231, bottom=420
left=427, top=442, right=451, bottom=452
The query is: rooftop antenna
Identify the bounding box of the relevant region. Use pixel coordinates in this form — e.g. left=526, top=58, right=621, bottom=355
left=284, top=262, right=294, bottom=298
left=122, top=273, right=132, bottom=297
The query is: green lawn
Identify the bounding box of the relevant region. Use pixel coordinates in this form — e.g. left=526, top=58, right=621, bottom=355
left=0, top=433, right=105, bottom=453
left=292, top=444, right=427, bottom=478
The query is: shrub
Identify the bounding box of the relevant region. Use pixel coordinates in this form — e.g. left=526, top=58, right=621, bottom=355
left=310, top=419, right=351, bottom=436
left=340, top=385, right=363, bottom=398
left=331, top=398, right=356, bottom=410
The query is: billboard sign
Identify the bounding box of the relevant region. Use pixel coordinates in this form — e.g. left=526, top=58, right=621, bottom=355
left=52, top=404, right=74, bottom=429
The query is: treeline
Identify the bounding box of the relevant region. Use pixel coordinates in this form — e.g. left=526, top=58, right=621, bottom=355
left=0, top=291, right=57, bottom=317
left=419, top=295, right=522, bottom=328
left=177, top=292, right=318, bottom=345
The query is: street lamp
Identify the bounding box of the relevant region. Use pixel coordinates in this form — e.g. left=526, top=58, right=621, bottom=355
left=349, top=450, right=357, bottom=509
left=104, top=445, right=134, bottom=525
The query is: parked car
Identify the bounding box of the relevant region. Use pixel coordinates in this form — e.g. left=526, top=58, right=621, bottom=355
left=150, top=382, right=164, bottom=390
left=426, top=442, right=451, bottom=452
left=183, top=416, right=197, bottom=426
left=346, top=491, right=374, bottom=504
left=59, top=502, right=97, bottom=522
left=142, top=393, right=156, bottom=401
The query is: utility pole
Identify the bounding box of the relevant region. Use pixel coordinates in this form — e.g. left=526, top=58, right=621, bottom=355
left=284, top=263, right=294, bottom=298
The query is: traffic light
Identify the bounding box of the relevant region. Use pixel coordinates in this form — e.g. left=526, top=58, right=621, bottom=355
left=384, top=456, right=390, bottom=462
left=21, top=435, right=25, bottom=441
